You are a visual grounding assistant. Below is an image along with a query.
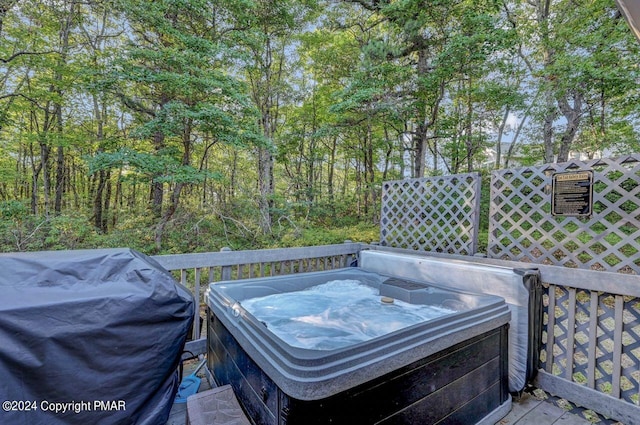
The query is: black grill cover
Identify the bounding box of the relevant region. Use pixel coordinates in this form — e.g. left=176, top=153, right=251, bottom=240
left=0, top=248, right=194, bottom=425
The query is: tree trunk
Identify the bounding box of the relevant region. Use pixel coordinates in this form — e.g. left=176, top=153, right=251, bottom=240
left=30, top=143, right=42, bottom=215
left=366, top=120, right=377, bottom=223
left=252, top=32, right=282, bottom=235
left=229, top=150, right=237, bottom=207
left=413, top=125, right=427, bottom=178
left=382, top=127, right=393, bottom=181
left=306, top=138, right=315, bottom=207
left=92, top=91, right=107, bottom=231
left=258, top=145, right=273, bottom=234
left=102, top=170, right=111, bottom=232
left=54, top=145, right=64, bottom=214
left=52, top=0, right=75, bottom=215
left=94, top=169, right=106, bottom=231
left=155, top=182, right=184, bottom=251
left=495, top=108, right=509, bottom=169
left=543, top=89, right=557, bottom=163
left=465, top=77, right=474, bottom=173
left=41, top=139, right=51, bottom=218
left=112, top=168, right=122, bottom=229
left=327, top=136, right=337, bottom=215
left=154, top=118, right=192, bottom=251
left=151, top=131, right=165, bottom=218
left=556, top=91, right=583, bottom=163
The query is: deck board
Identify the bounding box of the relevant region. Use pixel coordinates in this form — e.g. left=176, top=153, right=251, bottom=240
left=496, top=393, right=544, bottom=424
left=166, top=403, right=187, bottom=425
left=514, top=403, right=565, bottom=425
left=166, top=359, right=212, bottom=425
left=497, top=393, right=596, bottom=425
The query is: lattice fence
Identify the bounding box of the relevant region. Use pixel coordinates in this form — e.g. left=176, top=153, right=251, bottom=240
left=488, top=154, right=640, bottom=274
left=488, top=154, right=640, bottom=422
left=541, top=284, right=640, bottom=409
left=379, top=173, right=481, bottom=255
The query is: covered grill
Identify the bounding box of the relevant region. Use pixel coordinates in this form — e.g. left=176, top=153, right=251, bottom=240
left=0, top=248, right=194, bottom=425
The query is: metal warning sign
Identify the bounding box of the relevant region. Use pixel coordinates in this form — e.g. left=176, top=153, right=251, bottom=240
left=551, top=170, right=594, bottom=217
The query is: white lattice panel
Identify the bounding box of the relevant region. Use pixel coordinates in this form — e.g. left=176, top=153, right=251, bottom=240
left=541, top=284, right=640, bottom=407
left=488, top=155, right=640, bottom=274
left=380, top=173, right=481, bottom=255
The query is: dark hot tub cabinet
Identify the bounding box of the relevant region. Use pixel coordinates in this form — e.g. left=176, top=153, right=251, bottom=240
left=206, top=251, right=540, bottom=425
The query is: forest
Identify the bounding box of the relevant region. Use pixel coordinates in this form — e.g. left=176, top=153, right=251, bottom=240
left=0, top=0, right=638, bottom=254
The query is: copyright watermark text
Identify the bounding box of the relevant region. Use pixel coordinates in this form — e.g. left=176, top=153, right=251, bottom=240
left=2, top=400, right=126, bottom=414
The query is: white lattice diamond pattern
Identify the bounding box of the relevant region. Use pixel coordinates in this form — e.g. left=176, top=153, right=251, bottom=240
left=380, top=174, right=481, bottom=255
left=621, top=296, right=640, bottom=404
left=542, top=284, right=640, bottom=406
left=489, top=155, right=640, bottom=274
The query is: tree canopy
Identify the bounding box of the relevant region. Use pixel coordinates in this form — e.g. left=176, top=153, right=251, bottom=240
left=0, top=0, right=637, bottom=253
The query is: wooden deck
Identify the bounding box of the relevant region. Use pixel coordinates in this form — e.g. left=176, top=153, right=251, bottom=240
left=498, top=391, right=595, bottom=425
left=165, top=358, right=211, bottom=425
left=165, top=360, right=599, bottom=425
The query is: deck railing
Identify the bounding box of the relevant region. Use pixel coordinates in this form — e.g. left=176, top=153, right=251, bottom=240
left=152, top=242, right=362, bottom=355
left=534, top=265, right=640, bottom=424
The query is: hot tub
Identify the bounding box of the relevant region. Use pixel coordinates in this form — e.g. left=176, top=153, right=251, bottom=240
left=206, top=267, right=512, bottom=425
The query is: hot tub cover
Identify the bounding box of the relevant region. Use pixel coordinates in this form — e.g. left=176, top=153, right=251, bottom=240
left=0, top=248, right=194, bottom=425
left=360, top=250, right=542, bottom=393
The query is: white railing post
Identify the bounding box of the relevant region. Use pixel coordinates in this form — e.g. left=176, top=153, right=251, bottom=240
left=193, top=267, right=201, bottom=340
left=344, top=240, right=354, bottom=267
left=220, top=247, right=232, bottom=281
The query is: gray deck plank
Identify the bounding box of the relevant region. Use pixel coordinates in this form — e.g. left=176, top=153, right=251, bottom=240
left=497, top=393, right=544, bottom=424
left=497, top=392, right=594, bottom=425
left=166, top=403, right=187, bottom=425
left=511, top=401, right=567, bottom=425
left=553, top=412, right=596, bottom=425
